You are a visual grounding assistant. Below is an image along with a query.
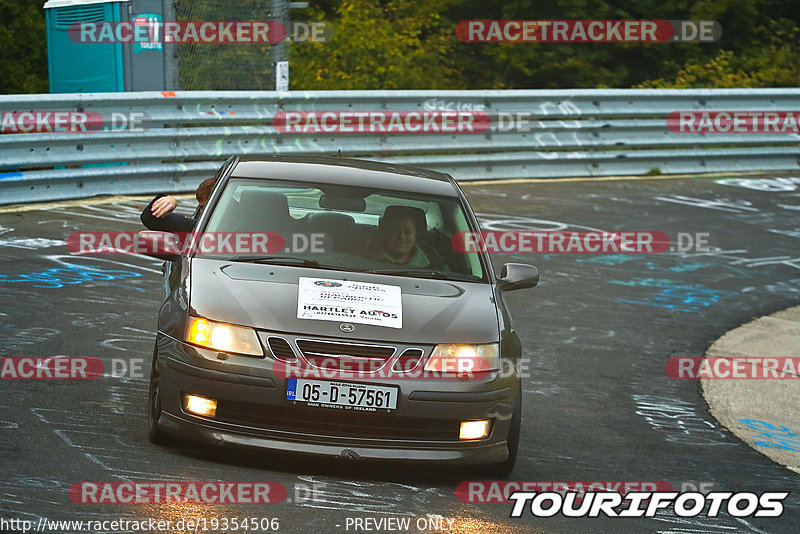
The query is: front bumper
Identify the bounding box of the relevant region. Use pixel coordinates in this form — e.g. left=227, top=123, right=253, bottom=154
left=154, top=334, right=520, bottom=465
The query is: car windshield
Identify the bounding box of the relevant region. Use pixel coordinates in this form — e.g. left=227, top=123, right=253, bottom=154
left=199, top=178, right=485, bottom=281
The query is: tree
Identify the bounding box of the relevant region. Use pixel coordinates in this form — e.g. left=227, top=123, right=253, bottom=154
left=1, top=0, right=48, bottom=94
left=438, top=0, right=800, bottom=89
left=291, top=0, right=462, bottom=90
left=637, top=21, right=800, bottom=88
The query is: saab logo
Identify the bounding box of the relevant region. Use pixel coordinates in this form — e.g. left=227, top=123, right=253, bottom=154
left=339, top=323, right=355, bottom=333
left=315, top=280, right=342, bottom=287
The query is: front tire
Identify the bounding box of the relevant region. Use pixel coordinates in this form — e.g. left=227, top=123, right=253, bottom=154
left=147, top=343, right=169, bottom=445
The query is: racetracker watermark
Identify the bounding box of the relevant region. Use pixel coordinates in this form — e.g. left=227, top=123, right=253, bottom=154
left=457, top=20, right=721, bottom=43
left=0, top=111, right=151, bottom=133
left=70, top=482, right=286, bottom=504
left=272, top=111, right=490, bottom=134
left=0, top=357, right=103, bottom=379
left=286, top=21, right=334, bottom=43
left=69, top=21, right=286, bottom=44
left=1, top=517, right=280, bottom=533
left=452, top=231, right=671, bottom=254
left=507, top=491, right=787, bottom=518
left=271, top=356, right=524, bottom=381
left=67, top=232, right=325, bottom=256
left=668, top=111, right=800, bottom=134
left=455, top=481, right=674, bottom=503
left=667, top=357, right=800, bottom=379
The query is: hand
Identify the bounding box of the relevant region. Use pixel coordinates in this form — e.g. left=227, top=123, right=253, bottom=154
left=151, top=196, right=177, bottom=218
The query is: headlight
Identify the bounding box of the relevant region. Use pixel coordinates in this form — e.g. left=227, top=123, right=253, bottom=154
left=186, top=316, right=263, bottom=356
left=424, top=343, right=500, bottom=374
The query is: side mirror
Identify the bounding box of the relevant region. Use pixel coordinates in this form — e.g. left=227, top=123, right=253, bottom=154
left=137, top=231, right=181, bottom=262
left=498, top=263, right=539, bottom=292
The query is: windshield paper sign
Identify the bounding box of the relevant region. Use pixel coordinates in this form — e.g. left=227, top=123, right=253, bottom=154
left=297, top=278, right=402, bottom=329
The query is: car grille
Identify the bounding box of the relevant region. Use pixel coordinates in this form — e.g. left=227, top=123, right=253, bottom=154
left=295, top=339, right=396, bottom=371
left=215, top=400, right=461, bottom=441
left=392, top=348, right=425, bottom=372
left=267, top=337, right=297, bottom=362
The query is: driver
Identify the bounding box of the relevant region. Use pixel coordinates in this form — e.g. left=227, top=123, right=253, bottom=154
left=365, top=206, right=432, bottom=267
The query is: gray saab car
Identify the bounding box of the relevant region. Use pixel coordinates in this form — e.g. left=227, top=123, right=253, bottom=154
left=145, top=155, right=538, bottom=476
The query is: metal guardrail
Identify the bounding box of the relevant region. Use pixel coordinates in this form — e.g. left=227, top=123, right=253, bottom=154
left=1, top=89, right=799, bottom=205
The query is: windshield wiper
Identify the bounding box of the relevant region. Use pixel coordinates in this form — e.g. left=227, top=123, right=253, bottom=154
left=367, top=269, right=476, bottom=281
left=229, top=255, right=321, bottom=267
left=227, top=256, right=364, bottom=273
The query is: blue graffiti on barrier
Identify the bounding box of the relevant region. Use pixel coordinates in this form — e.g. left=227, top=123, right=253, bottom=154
left=0, top=264, right=142, bottom=289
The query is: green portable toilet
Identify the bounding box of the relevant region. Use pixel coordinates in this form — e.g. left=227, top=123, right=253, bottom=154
left=45, top=0, right=126, bottom=92
left=45, top=0, right=169, bottom=93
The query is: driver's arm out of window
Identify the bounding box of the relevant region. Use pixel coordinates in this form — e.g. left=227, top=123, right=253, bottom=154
left=141, top=194, right=197, bottom=232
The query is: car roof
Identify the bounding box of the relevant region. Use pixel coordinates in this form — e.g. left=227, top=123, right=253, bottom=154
left=230, top=155, right=460, bottom=197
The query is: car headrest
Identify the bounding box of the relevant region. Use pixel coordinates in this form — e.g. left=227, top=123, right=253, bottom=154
left=380, top=205, right=427, bottom=234
left=238, top=189, right=290, bottom=218
left=224, top=189, right=292, bottom=233
left=307, top=212, right=355, bottom=232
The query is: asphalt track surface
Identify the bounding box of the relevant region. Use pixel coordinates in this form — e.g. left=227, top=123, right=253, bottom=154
left=1, top=174, right=800, bottom=534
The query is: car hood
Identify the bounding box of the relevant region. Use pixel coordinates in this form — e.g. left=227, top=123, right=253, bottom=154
left=188, top=259, right=499, bottom=344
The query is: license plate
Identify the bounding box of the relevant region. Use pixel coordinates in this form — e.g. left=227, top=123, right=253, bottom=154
left=287, top=379, right=398, bottom=410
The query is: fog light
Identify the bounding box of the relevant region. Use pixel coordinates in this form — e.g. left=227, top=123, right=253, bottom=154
left=459, top=420, right=490, bottom=440
left=184, top=394, right=217, bottom=418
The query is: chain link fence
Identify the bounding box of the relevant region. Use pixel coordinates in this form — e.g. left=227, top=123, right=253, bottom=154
left=173, top=0, right=285, bottom=90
